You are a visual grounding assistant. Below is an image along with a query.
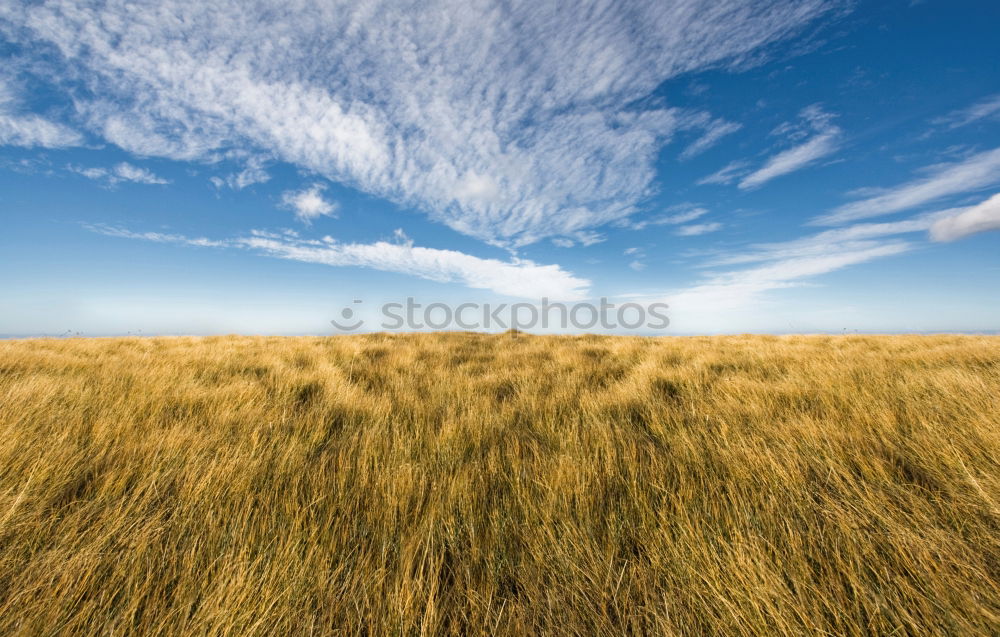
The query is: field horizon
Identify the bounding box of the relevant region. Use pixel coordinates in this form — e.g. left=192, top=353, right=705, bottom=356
left=1, top=333, right=998, bottom=635
left=6, top=329, right=1000, bottom=340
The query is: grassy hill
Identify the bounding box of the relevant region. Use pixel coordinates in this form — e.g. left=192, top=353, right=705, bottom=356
left=0, top=333, right=997, bottom=635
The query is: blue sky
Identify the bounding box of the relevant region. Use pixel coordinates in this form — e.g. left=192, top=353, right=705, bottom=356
left=2, top=0, right=999, bottom=335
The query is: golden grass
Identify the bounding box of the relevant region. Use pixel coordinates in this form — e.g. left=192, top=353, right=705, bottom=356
left=0, top=333, right=998, bottom=635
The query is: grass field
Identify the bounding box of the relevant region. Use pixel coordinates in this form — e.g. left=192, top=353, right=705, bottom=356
left=0, top=333, right=998, bottom=635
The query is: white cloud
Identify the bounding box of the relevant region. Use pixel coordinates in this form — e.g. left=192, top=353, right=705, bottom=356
left=738, top=133, right=839, bottom=189
left=676, top=222, right=722, bottom=236
left=816, top=146, right=1000, bottom=225
left=281, top=184, right=337, bottom=223
left=391, top=228, right=414, bottom=247
left=669, top=241, right=910, bottom=318
left=548, top=230, right=605, bottom=248
left=679, top=117, right=742, bottom=159
left=738, top=104, right=841, bottom=189
left=708, top=214, right=942, bottom=268
left=0, top=112, right=83, bottom=148
left=659, top=207, right=710, bottom=225
left=929, top=192, right=1000, bottom=242
left=211, top=156, right=270, bottom=190
left=626, top=205, right=709, bottom=229
left=453, top=172, right=501, bottom=204
left=112, top=162, right=170, bottom=184
left=932, top=94, right=1000, bottom=130
left=69, top=162, right=170, bottom=185
left=624, top=247, right=647, bottom=270
left=86, top=226, right=228, bottom=248
left=0, top=78, right=83, bottom=148
left=572, top=231, right=606, bottom=246
left=3, top=0, right=838, bottom=245
left=697, top=160, right=751, bottom=186
left=87, top=225, right=591, bottom=300
left=666, top=216, right=928, bottom=318
left=70, top=166, right=110, bottom=181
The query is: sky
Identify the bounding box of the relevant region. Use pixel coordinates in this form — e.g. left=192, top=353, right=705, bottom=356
left=1, top=0, right=999, bottom=336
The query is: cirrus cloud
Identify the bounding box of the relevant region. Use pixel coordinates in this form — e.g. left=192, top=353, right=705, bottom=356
left=69, top=162, right=170, bottom=185
left=2, top=0, right=841, bottom=245
left=929, top=192, right=1000, bottom=242
left=86, top=225, right=592, bottom=300
left=816, top=147, right=1000, bottom=225
left=0, top=76, right=83, bottom=148
left=738, top=104, right=842, bottom=190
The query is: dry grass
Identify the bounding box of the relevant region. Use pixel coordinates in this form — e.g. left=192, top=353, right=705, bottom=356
left=0, top=333, right=998, bottom=636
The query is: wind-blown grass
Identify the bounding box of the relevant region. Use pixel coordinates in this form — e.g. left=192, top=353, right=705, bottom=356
left=0, top=333, right=998, bottom=635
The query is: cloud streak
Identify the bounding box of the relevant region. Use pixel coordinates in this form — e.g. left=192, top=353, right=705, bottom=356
left=87, top=226, right=591, bottom=300
left=679, top=117, right=742, bottom=159
left=625, top=205, right=710, bottom=230
left=665, top=213, right=940, bottom=318
left=932, top=94, right=1000, bottom=130
left=738, top=105, right=841, bottom=190
left=930, top=192, right=1000, bottom=242
left=0, top=111, right=83, bottom=148
left=69, top=162, right=170, bottom=185
left=697, top=160, right=751, bottom=186
left=675, top=222, right=722, bottom=236
left=815, top=147, right=1000, bottom=225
